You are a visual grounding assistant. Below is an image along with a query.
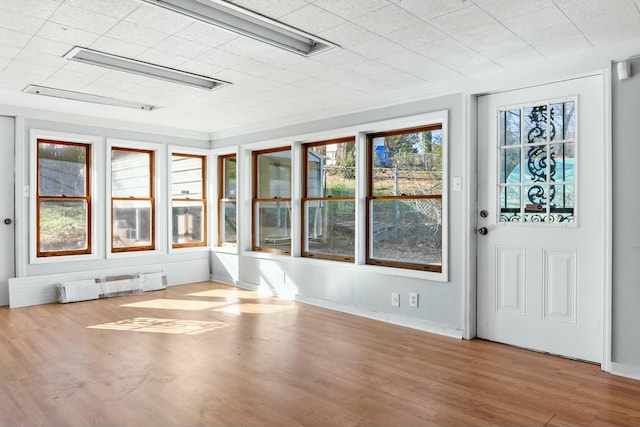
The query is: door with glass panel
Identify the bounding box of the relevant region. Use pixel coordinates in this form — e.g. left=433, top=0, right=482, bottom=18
left=477, top=76, right=604, bottom=362
left=0, top=117, right=14, bottom=306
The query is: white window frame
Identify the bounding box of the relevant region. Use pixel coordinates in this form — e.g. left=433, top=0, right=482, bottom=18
left=29, top=129, right=103, bottom=265
left=106, top=138, right=166, bottom=259
left=168, top=145, right=212, bottom=254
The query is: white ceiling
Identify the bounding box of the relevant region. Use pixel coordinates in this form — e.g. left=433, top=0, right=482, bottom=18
left=1, top=0, right=640, bottom=138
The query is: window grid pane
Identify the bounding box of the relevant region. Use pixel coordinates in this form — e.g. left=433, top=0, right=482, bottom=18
left=172, top=154, right=206, bottom=248
left=111, top=148, right=154, bottom=252
left=218, top=154, right=236, bottom=246
left=37, top=139, right=91, bottom=257
left=498, top=100, right=576, bottom=224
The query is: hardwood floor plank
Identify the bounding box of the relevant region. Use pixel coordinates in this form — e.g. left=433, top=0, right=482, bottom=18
left=1, top=281, right=639, bottom=426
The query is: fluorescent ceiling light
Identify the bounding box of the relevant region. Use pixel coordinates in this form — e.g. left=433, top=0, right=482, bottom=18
left=138, top=0, right=338, bottom=56
left=23, top=85, right=158, bottom=111
left=65, top=47, right=229, bottom=90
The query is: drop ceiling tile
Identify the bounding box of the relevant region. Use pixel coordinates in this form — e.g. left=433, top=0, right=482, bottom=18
left=410, top=37, right=501, bottom=77
left=63, top=0, right=141, bottom=20
left=107, top=21, right=169, bottom=48
left=311, top=50, right=367, bottom=71
left=227, top=0, right=309, bottom=19
left=385, top=23, right=446, bottom=50
left=46, top=67, right=101, bottom=86
left=263, top=69, right=308, bottom=84
left=0, top=44, right=21, bottom=60
left=0, top=0, right=62, bottom=20
left=349, top=37, right=407, bottom=60
left=0, top=27, right=34, bottom=48
left=124, top=3, right=193, bottom=34
left=2, top=62, right=57, bottom=81
left=390, top=0, right=471, bottom=20
left=356, top=4, right=422, bottom=36
left=174, top=22, right=238, bottom=47
left=82, top=75, right=137, bottom=94
left=14, top=49, right=66, bottom=69
left=377, top=50, right=459, bottom=82
left=49, top=4, right=120, bottom=34
left=178, top=60, right=226, bottom=79
left=0, top=9, right=46, bottom=33
left=348, top=58, right=395, bottom=79
left=23, top=36, right=72, bottom=57
left=36, top=21, right=101, bottom=46
left=89, top=36, right=149, bottom=58
left=473, top=0, right=556, bottom=21
left=280, top=4, right=345, bottom=34
left=318, top=22, right=378, bottom=47
left=367, top=68, right=428, bottom=86
left=429, top=6, right=498, bottom=35
left=135, top=49, right=191, bottom=69
left=153, top=36, right=210, bottom=59
left=59, top=61, right=111, bottom=78
left=216, top=37, right=280, bottom=59
left=313, top=0, right=390, bottom=20
left=290, top=77, right=336, bottom=92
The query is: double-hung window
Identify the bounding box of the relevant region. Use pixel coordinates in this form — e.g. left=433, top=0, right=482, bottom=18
left=302, top=137, right=355, bottom=262
left=252, top=147, right=291, bottom=254
left=111, top=147, right=155, bottom=252
left=36, top=139, right=91, bottom=257
left=171, top=153, right=206, bottom=248
left=218, top=154, right=237, bottom=246
left=366, top=125, right=443, bottom=272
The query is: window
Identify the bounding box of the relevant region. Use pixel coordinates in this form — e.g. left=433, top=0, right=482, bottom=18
left=171, top=153, right=206, bottom=248
left=111, top=147, right=154, bottom=252
left=366, top=125, right=443, bottom=272
left=302, top=137, right=355, bottom=261
left=36, top=139, right=91, bottom=257
left=499, top=101, right=576, bottom=223
left=252, top=147, right=291, bottom=254
left=218, top=154, right=236, bottom=246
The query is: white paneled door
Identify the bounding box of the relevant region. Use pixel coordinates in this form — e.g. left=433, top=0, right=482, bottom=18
left=0, top=117, right=14, bottom=306
left=477, top=76, right=604, bottom=363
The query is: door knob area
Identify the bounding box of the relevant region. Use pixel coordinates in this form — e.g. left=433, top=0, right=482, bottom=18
left=3, top=218, right=11, bottom=225
left=477, top=226, right=488, bottom=235
left=479, top=210, right=488, bottom=218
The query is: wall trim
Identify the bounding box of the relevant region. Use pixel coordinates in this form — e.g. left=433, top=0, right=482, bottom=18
left=8, top=258, right=210, bottom=308
left=235, top=280, right=463, bottom=339
left=610, top=362, right=640, bottom=381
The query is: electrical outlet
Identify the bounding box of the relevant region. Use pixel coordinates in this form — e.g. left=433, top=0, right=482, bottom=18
left=279, top=272, right=286, bottom=284
left=409, top=292, right=419, bottom=307
left=391, top=292, right=400, bottom=307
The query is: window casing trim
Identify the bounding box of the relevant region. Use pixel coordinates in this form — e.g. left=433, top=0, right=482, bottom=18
left=217, top=153, right=237, bottom=247
left=106, top=139, right=165, bottom=259
left=29, top=129, right=103, bottom=265
left=301, top=136, right=356, bottom=263
left=171, top=152, right=207, bottom=249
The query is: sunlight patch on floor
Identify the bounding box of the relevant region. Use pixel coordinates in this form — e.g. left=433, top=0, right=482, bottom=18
left=213, top=303, right=297, bottom=315
left=187, top=289, right=271, bottom=299
left=88, top=317, right=228, bottom=335
left=120, top=299, right=226, bottom=310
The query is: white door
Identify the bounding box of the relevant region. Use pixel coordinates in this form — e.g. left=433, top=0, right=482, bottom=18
left=477, top=76, right=604, bottom=363
left=0, top=116, right=15, bottom=306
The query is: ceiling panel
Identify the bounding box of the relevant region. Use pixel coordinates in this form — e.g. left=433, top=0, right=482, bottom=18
left=0, top=0, right=639, bottom=135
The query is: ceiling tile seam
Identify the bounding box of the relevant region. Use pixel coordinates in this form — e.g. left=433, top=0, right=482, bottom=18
left=0, top=1, right=67, bottom=79
left=549, top=0, right=595, bottom=49
left=414, top=18, right=504, bottom=72
left=470, top=1, right=551, bottom=60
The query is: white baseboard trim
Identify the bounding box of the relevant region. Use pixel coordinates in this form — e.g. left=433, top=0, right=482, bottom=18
left=234, top=280, right=462, bottom=339
left=610, top=362, right=640, bottom=381
left=209, top=274, right=236, bottom=286
left=9, top=259, right=210, bottom=308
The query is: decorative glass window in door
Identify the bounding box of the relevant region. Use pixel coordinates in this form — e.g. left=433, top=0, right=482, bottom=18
left=498, top=99, right=576, bottom=223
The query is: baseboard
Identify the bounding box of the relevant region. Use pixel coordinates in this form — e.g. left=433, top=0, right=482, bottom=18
left=209, top=274, right=236, bottom=286
left=610, top=362, right=640, bottom=381
left=9, top=259, right=210, bottom=308
left=233, top=280, right=462, bottom=339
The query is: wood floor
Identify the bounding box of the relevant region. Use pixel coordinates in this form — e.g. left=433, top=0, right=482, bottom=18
left=1, top=282, right=639, bottom=427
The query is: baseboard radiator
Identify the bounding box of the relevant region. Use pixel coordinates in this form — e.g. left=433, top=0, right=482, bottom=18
left=56, top=272, right=167, bottom=303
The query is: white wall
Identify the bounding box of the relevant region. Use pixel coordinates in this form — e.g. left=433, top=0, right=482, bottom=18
left=611, top=59, right=640, bottom=378
left=9, top=118, right=212, bottom=307
left=211, top=93, right=472, bottom=338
